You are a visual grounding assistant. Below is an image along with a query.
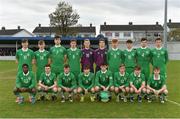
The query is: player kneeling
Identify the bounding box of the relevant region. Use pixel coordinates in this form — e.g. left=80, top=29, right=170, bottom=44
left=129, top=66, right=146, bottom=103
left=77, top=65, right=95, bottom=102
left=94, top=63, right=114, bottom=101
left=146, top=67, right=168, bottom=103
left=37, top=64, right=57, bottom=101
left=114, top=64, right=129, bottom=102
left=13, top=64, right=36, bottom=104
left=57, top=64, right=77, bottom=103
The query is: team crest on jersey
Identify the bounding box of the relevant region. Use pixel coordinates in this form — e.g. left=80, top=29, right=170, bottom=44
left=86, top=54, right=90, bottom=58
left=146, top=51, right=149, bottom=54
left=85, top=79, right=89, bottom=84
left=128, top=55, right=131, bottom=59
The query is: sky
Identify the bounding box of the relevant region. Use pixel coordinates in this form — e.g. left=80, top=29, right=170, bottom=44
left=0, top=0, right=179, bottom=34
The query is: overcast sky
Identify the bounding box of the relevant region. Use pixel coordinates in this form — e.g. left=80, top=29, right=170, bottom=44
left=0, top=0, right=179, bottom=34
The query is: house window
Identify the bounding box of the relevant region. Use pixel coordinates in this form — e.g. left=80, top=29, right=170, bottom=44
left=115, top=32, right=119, bottom=37
left=154, top=33, right=159, bottom=37
left=105, top=32, right=112, bottom=37
left=124, top=32, right=131, bottom=37
left=84, top=34, right=90, bottom=37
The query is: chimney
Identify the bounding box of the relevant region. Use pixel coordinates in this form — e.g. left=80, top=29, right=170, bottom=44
left=104, top=22, right=106, bottom=25
left=90, top=23, right=92, bottom=27
left=169, top=19, right=171, bottom=23
left=1, top=27, right=5, bottom=30
left=17, top=26, right=20, bottom=30
left=156, top=22, right=159, bottom=25
left=129, top=22, right=133, bottom=25
left=39, top=24, right=41, bottom=27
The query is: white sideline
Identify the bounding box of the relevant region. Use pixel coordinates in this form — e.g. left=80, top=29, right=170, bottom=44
left=167, top=99, right=180, bottom=107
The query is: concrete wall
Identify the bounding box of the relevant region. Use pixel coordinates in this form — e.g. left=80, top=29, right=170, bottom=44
left=0, top=56, right=15, bottom=60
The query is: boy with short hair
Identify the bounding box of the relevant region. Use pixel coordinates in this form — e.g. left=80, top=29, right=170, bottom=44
left=107, top=38, right=123, bottom=73
left=129, top=66, right=146, bottom=103
left=151, top=38, right=168, bottom=79
left=34, top=40, right=50, bottom=82
left=77, top=65, right=95, bottom=102
left=81, top=39, right=94, bottom=72
left=147, top=67, right=168, bottom=103
left=114, top=64, right=129, bottom=102
left=94, top=38, right=107, bottom=72
left=94, top=63, right=114, bottom=93
left=13, top=64, right=36, bottom=104
left=57, top=64, right=77, bottom=103
left=67, top=39, right=82, bottom=81
left=37, top=64, right=57, bottom=101
left=136, top=38, right=151, bottom=82
left=49, top=36, right=67, bottom=76
left=16, top=39, right=34, bottom=72
left=123, top=40, right=137, bottom=74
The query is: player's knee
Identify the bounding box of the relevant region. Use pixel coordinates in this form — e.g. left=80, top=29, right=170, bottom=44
left=58, top=88, right=61, bottom=92
left=73, top=89, right=77, bottom=94
left=77, top=87, right=82, bottom=93
left=130, top=88, right=134, bottom=93
left=95, top=86, right=99, bottom=92
left=125, top=87, right=129, bottom=93
left=114, top=87, right=119, bottom=93
left=146, top=89, right=150, bottom=94
left=164, top=89, right=168, bottom=95
left=142, top=88, right=146, bottom=93
left=91, top=88, right=95, bottom=93
left=110, top=86, right=114, bottom=91
left=37, top=86, right=42, bottom=91
left=121, top=88, right=126, bottom=92
left=53, top=87, right=58, bottom=92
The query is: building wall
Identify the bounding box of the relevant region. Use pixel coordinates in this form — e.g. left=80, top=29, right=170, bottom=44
left=34, top=32, right=96, bottom=37
left=13, top=30, right=34, bottom=37
left=101, top=30, right=163, bottom=41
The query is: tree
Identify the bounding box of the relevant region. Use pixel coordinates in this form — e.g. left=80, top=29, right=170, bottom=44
left=49, top=1, right=80, bottom=36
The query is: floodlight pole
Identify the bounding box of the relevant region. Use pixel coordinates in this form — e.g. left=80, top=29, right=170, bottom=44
left=164, top=0, right=168, bottom=49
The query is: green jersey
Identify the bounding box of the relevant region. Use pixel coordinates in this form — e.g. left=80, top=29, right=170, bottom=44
left=16, top=71, right=36, bottom=88
left=114, top=72, right=129, bottom=87
left=34, top=50, right=50, bottom=81
left=136, top=47, right=151, bottom=80
left=151, top=47, right=168, bottom=76
left=57, top=72, right=76, bottom=88
left=107, top=48, right=124, bottom=73
left=123, top=49, right=137, bottom=68
left=95, top=70, right=113, bottom=87
left=147, top=74, right=166, bottom=90
left=78, top=72, right=95, bottom=89
left=49, top=45, right=67, bottom=74
left=39, top=72, right=56, bottom=87
left=67, top=48, right=82, bottom=76
left=16, top=48, right=34, bottom=72
left=130, top=73, right=145, bottom=89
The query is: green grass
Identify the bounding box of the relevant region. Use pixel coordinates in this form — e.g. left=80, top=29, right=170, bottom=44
left=0, top=60, right=180, bottom=118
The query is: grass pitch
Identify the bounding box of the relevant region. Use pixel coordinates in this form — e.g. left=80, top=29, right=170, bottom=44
left=0, top=60, right=180, bottom=118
